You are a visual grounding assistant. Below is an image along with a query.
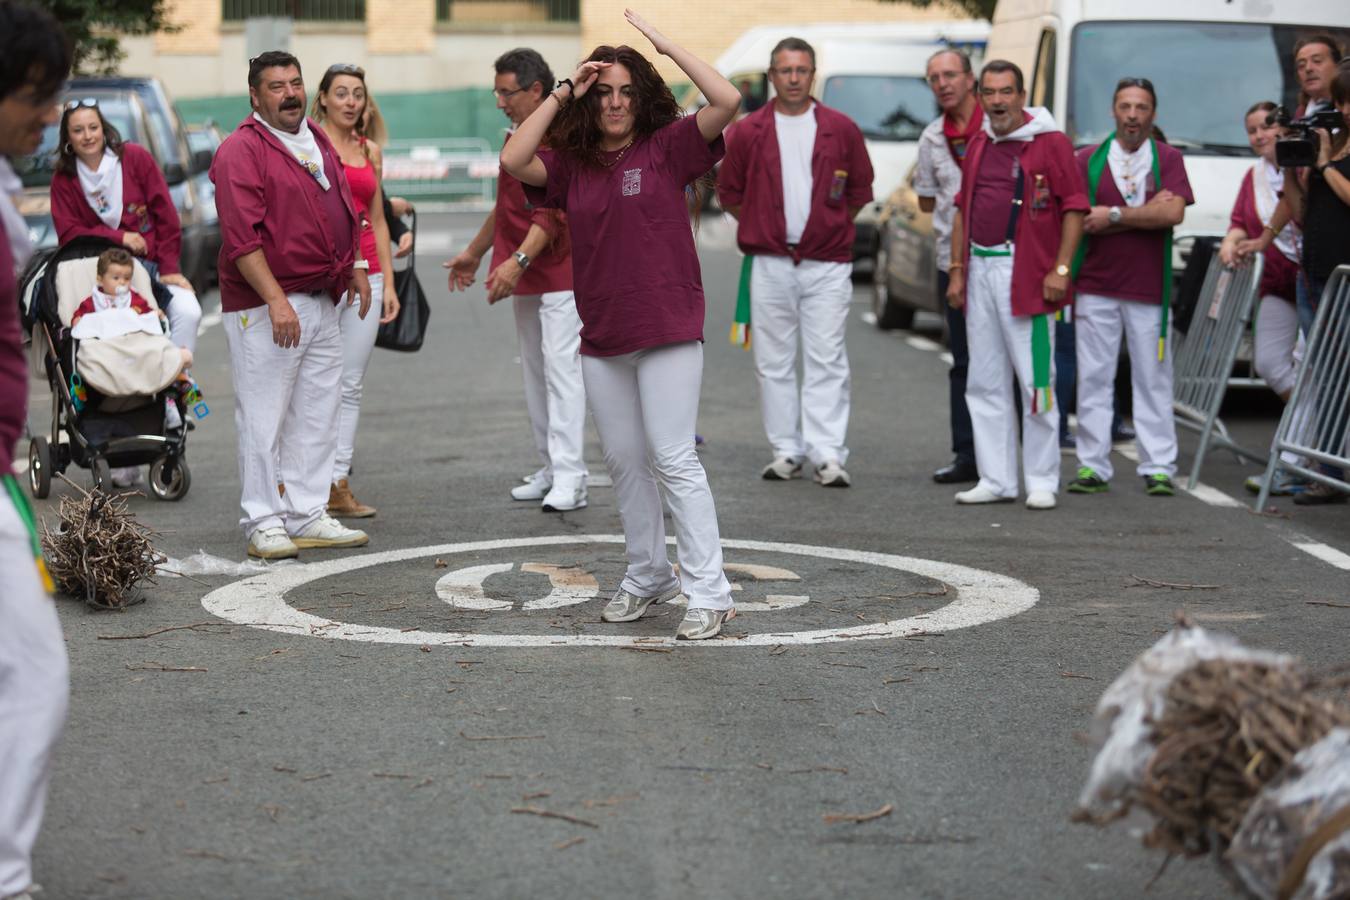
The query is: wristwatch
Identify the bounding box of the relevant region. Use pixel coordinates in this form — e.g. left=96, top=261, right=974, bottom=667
left=1055, top=264, right=1070, bottom=277
left=1108, top=205, right=1123, bottom=225
left=513, top=250, right=531, bottom=269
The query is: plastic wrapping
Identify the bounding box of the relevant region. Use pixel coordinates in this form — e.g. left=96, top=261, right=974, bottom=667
left=1228, top=728, right=1350, bottom=900
left=158, top=550, right=295, bottom=577
left=1076, top=625, right=1293, bottom=815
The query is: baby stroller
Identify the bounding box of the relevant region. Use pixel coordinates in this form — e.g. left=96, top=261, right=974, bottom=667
left=21, top=236, right=192, bottom=500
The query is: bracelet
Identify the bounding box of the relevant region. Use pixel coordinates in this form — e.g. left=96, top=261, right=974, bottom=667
left=948, top=263, right=965, bottom=271
left=556, top=78, right=574, bottom=94
left=1262, top=224, right=1278, bottom=236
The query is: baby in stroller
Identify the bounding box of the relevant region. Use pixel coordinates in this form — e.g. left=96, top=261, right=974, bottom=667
left=71, top=248, right=193, bottom=377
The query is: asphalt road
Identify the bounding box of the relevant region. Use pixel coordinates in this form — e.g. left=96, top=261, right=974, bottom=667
left=21, top=211, right=1350, bottom=899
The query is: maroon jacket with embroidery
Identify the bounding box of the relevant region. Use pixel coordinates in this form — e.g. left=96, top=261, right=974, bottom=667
left=210, top=116, right=360, bottom=313
left=50, top=142, right=183, bottom=275
left=717, top=100, right=873, bottom=264
left=954, top=117, right=1088, bottom=317
left=1230, top=167, right=1299, bottom=303
left=0, top=215, right=24, bottom=475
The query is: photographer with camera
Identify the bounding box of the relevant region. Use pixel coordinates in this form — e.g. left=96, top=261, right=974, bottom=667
left=1242, top=61, right=1350, bottom=505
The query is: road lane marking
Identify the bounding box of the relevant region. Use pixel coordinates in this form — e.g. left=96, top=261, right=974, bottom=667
left=1288, top=539, right=1350, bottom=571
left=904, top=335, right=943, bottom=353
left=200, top=534, right=1039, bottom=648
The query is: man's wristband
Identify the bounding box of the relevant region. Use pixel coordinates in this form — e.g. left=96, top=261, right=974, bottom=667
left=948, top=263, right=965, bottom=271
left=353, top=259, right=370, bottom=271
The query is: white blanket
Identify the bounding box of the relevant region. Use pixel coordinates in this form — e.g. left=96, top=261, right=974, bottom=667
left=71, top=307, right=162, bottom=341
left=76, top=332, right=182, bottom=398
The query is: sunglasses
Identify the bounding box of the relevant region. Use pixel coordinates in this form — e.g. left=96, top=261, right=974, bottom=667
left=1116, top=76, right=1155, bottom=92
left=65, top=97, right=98, bottom=111
left=327, top=63, right=365, bottom=78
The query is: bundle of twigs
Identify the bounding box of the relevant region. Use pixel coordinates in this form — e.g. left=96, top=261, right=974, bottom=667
left=40, top=479, right=165, bottom=609
left=1135, top=659, right=1350, bottom=859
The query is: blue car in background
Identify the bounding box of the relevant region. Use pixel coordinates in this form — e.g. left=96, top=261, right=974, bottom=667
left=15, top=76, right=218, bottom=290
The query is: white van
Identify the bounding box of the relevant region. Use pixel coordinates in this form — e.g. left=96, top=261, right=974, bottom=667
left=688, top=20, right=990, bottom=265
left=986, top=1, right=1350, bottom=269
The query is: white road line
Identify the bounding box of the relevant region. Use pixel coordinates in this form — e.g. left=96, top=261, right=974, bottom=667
left=904, top=335, right=943, bottom=353
left=198, top=310, right=222, bottom=334
left=1288, top=539, right=1350, bottom=571
left=939, top=352, right=954, bottom=366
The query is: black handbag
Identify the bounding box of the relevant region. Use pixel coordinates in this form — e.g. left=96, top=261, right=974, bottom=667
left=376, top=211, right=431, bottom=352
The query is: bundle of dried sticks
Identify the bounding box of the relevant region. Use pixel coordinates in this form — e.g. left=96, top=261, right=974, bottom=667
left=40, top=481, right=164, bottom=609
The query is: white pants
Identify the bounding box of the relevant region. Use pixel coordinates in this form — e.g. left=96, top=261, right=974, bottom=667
left=750, top=255, right=853, bottom=465
left=334, top=272, right=384, bottom=481
left=1254, top=294, right=1303, bottom=399
left=0, top=494, right=69, bottom=899
left=965, top=253, right=1060, bottom=497
left=514, top=291, right=587, bottom=485
left=1076, top=292, right=1177, bottom=480
left=582, top=341, right=733, bottom=611
left=163, top=284, right=201, bottom=356
left=224, top=293, right=342, bottom=537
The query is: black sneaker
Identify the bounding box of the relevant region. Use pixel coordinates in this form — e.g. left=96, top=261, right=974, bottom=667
left=1144, top=474, right=1175, bottom=496
left=1292, top=482, right=1349, bottom=506
left=1112, top=422, right=1137, bottom=444
left=1067, top=467, right=1109, bottom=494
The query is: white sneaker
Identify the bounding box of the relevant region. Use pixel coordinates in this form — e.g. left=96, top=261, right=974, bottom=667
left=814, top=461, right=851, bottom=487
left=955, top=485, right=1015, bottom=505
left=541, top=480, right=587, bottom=512
left=1025, top=490, right=1057, bottom=510
left=291, top=514, right=369, bottom=549
left=761, top=456, right=803, bottom=481
left=248, top=526, right=299, bottom=560
left=511, top=472, right=551, bottom=501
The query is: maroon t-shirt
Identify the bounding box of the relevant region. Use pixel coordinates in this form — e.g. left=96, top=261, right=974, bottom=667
left=491, top=133, right=572, bottom=296
left=968, top=140, right=1023, bottom=248
left=525, top=115, right=724, bottom=357
left=1075, top=142, right=1194, bottom=304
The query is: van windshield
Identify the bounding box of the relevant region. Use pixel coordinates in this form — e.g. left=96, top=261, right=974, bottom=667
left=822, top=75, right=937, bottom=142
left=1069, top=22, right=1350, bottom=155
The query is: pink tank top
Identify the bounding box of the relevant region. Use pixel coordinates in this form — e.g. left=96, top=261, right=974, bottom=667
left=342, top=156, right=381, bottom=275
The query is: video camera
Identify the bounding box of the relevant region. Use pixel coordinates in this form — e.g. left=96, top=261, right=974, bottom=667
left=1267, top=106, right=1345, bottom=168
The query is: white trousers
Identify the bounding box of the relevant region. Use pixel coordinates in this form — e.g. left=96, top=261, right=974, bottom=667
left=334, top=272, right=384, bottom=481
left=224, top=293, right=342, bottom=537
left=582, top=341, right=733, bottom=611
left=163, top=284, right=202, bottom=356
left=0, top=496, right=69, bottom=898
left=514, top=291, right=587, bottom=485
left=1254, top=294, right=1303, bottom=399
left=750, top=255, right=853, bottom=465
left=965, top=253, right=1060, bottom=496
left=1075, top=292, right=1177, bottom=480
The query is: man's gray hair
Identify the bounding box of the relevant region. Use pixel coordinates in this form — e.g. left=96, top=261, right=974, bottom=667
left=927, top=47, right=973, bottom=74
left=770, top=37, right=816, bottom=69
left=494, top=47, right=554, bottom=94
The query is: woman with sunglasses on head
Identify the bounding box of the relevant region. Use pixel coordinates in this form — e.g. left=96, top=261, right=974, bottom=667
left=310, top=63, right=399, bottom=519
left=50, top=100, right=203, bottom=358
left=500, top=9, right=742, bottom=640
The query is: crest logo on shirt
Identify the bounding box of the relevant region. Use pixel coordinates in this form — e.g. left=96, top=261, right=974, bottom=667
left=622, top=168, right=642, bottom=197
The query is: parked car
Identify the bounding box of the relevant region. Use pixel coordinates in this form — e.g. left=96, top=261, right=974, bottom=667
left=185, top=121, right=224, bottom=286
left=873, top=163, right=937, bottom=331
left=14, top=76, right=217, bottom=290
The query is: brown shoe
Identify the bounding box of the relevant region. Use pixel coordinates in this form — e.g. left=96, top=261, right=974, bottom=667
left=328, top=478, right=377, bottom=518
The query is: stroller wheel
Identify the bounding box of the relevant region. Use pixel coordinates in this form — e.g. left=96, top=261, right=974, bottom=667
left=91, top=456, right=111, bottom=492
left=149, top=456, right=191, bottom=501
left=28, top=437, right=52, bottom=499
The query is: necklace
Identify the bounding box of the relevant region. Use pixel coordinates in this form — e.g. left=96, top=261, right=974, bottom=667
left=600, top=135, right=636, bottom=168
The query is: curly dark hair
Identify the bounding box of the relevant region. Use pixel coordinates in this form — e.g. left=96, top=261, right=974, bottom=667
left=549, top=44, right=683, bottom=168
left=56, top=103, right=125, bottom=176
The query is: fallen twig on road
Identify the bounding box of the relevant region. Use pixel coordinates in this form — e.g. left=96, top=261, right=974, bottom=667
left=125, top=661, right=206, bottom=672
left=554, top=836, right=586, bottom=851
left=1127, top=574, right=1223, bottom=590
left=1059, top=671, right=1095, bottom=680
left=823, top=803, right=893, bottom=825
left=460, top=732, right=545, bottom=742
left=98, top=622, right=230, bottom=640
left=788, top=766, right=848, bottom=775
left=1306, top=600, right=1350, bottom=609
left=511, top=806, right=599, bottom=829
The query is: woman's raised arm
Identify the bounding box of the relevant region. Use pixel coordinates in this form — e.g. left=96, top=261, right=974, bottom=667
left=624, top=9, right=739, bottom=143
left=500, top=59, right=612, bottom=186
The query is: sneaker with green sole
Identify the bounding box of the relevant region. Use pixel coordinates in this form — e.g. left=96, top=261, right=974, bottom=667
left=1067, top=467, right=1109, bottom=493
left=1144, top=474, right=1175, bottom=496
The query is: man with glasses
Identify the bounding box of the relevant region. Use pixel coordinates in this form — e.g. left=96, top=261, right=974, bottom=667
left=719, top=37, right=873, bottom=488
left=915, top=48, right=982, bottom=487
left=0, top=8, right=73, bottom=897
left=946, top=60, right=1087, bottom=510
left=1067, top=77, right=1191, bottom=498
left=444, top=48, right=587, bottom=512
left=211, top=50, right=373, bottom=560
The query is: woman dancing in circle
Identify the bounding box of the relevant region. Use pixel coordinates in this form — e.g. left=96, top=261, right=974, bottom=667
left=500, top=9, right=742, bottom=640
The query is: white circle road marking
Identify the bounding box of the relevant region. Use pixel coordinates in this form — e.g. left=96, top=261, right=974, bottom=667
left=200, top=534, right=1039, bottom=648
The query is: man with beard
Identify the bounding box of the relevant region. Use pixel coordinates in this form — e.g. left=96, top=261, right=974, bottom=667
left=0, top=7, right=72, bottom=897
left=946, top=60, right=1086, bottom=511
left=445, top=48, right=587, bottom=512
left=211, top=51, right=372, bottom=560
left=1067, top=78, right=1191, bottom=498
left=914, top=47, right=981, bottom=486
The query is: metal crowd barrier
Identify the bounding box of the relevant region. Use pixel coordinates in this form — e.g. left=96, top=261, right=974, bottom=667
left=381, top=138, right=498, bottom=208
left=1254, top=265, right=1350, bottom=510
left=1171, top=253, right=1266, bottom=489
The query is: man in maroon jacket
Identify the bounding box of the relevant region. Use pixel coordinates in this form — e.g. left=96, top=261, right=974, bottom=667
left=718, top=37, right=873, bottom=488
left=0, top=6, right=72, bottom=897
left=211, top=51, right=372, bottom=561
left=947, top=60, right=1087, bottom=511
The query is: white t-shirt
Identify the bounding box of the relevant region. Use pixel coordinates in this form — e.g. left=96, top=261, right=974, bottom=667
left=775, top=106, right=817, bottom=245
left=913, top=116, right=964, bottom=272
